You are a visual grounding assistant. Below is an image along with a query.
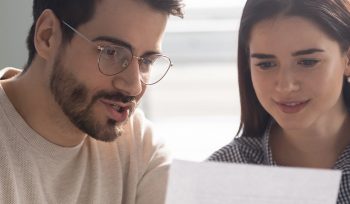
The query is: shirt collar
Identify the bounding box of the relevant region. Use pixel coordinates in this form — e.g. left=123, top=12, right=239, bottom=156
left=262, top=120, right=277, bottom=166
left=334, top=144, right=350, bottom=173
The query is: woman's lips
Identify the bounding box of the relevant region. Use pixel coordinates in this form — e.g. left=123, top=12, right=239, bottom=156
left=275, top=100, right=310, bottom=114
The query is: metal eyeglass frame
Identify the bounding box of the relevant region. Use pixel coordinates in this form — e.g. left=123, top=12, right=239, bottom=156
left=61, top=20, right=173, bottom=85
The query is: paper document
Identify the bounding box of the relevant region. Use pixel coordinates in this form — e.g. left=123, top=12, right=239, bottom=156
left=165, top=160, right=341, bottom=204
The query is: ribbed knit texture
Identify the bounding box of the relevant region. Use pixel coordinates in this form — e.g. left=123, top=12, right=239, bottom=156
left=0, top=68, right=170, bottom=204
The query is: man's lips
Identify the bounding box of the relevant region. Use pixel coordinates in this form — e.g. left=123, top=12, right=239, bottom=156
left=274, top=99, right=310, bottom=114
left=99, top=99, right=136, bottom=122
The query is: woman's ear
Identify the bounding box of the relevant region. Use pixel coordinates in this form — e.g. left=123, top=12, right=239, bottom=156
left=344, top=47, right=350, bottom=77
left=34, top=9, right=62, bottom=60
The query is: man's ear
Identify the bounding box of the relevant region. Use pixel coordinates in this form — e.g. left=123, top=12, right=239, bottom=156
left=34, top=9, right=62, bottom=60
left=347, top=47, right=350, bottom=66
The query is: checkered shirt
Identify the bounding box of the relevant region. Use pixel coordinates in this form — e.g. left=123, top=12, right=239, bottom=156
left=208, top=123, right=350, bottom=204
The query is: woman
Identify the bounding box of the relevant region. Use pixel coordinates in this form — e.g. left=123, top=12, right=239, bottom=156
left=208, top=0, right=350, bottom=202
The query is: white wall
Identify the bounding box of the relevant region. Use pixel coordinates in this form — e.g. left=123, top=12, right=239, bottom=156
left=0, top=1, right=32, bottom=69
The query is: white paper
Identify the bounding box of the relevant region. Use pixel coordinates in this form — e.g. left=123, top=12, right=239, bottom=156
left=165, top=160, right=341, bottom=204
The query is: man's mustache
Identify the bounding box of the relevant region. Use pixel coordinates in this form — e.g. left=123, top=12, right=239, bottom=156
left=93, top=91, right=136, bottom=103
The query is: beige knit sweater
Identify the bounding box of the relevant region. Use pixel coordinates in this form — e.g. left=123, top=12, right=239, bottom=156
left=0, top=68, right=171, bottom=204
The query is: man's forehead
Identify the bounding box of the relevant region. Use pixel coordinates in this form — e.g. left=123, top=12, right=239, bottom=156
left=82, top=0, right=167, bottom=54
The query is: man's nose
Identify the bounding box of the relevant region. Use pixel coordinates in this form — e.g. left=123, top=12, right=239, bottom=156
left=112, top=58, right=143, bottom=97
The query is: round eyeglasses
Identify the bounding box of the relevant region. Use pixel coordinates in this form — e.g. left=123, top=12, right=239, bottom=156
left=62, top=21, right=173, bottom=85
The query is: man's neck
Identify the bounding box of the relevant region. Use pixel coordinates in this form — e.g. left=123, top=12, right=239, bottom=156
left=1, top=65, right=87, bottom=147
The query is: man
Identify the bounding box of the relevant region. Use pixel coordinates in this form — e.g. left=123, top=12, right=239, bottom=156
left=0, top=0, right=183, bottom=203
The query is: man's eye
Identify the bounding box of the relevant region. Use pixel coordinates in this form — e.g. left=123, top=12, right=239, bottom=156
left=105, top=48, right=116, bottom=56
left=255, top=61, right=276, bottom=70
left=297, top=59, right=320, bottom=67
left=141, top=58, right=153, bottom=65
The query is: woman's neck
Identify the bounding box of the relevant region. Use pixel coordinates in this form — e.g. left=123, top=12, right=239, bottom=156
left=270, top=114, right=350, bottom=168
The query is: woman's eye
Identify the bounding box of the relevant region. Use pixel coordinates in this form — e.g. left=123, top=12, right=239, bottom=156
left=255, top=61, right=276, bottom=70
left=297, top=59, right=320, bottom=67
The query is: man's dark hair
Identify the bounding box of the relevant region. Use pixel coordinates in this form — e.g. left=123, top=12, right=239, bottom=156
left=24, top=0, right=184, bottom=72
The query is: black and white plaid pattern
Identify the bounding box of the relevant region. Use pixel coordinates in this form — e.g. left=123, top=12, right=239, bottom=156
left=208, top=123, right=350, bottom=204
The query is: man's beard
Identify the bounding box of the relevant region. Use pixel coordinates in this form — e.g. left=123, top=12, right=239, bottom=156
left=49, top=57, right=136, bottom=142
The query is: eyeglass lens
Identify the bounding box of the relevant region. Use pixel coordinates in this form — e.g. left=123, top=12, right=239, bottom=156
left=98, top=46, right=171, bottom=85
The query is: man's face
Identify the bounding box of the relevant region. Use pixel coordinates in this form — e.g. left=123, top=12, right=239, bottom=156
left=50, top=0, right=168, bottom=141
left=50, top=55, right=136, bottom=141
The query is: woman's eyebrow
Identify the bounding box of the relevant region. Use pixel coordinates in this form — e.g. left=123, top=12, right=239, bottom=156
left=250, top=53, right=276, bottom=59
left=250, top=48, right=325, bottom=59
left=291, top=48, right=324, bottom=56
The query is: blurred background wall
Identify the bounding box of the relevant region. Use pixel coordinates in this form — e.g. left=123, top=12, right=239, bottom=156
left=0, top=0, right=32, bottom=68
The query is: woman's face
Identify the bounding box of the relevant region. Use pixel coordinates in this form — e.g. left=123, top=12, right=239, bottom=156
left=249, top=16, right=350, bottom=130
